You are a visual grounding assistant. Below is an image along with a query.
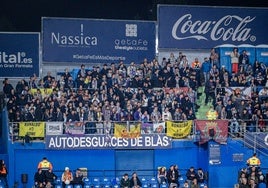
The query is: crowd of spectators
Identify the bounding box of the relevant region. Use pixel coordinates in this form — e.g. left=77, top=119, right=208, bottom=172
left=237, top=166, right=267, bottom=188
left=2, top=48, right=268, bottom=134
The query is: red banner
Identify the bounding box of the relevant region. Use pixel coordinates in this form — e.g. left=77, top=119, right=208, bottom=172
left=195, top=120, right=228, bottom=144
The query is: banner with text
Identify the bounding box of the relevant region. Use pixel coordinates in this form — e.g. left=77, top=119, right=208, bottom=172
left=42, top=17, right=156, bottom=64
left=0, top=32, right=40, bottom=77
left=166, top=120, right=192, bottom=139
left=19, top=122, right=45, bottom=137
left=45, top=134, right=172, bottom=150
left=158, top=5, right=268, bottom=49
left=195, top=120, right=228, bottom=144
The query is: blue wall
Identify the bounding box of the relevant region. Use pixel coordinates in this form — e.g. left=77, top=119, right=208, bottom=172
left=6, top=139, right=267, bottom=188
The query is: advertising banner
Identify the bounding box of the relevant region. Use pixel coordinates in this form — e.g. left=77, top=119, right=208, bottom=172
left=45, top=134, right=172, bottom=150
left=195, top=120, right=228, bottom=144
left=42, top=17, right=156, bottom=64
left=158, top=5, right=268, bottom=49
left=0, top=32, right=40, bottom=77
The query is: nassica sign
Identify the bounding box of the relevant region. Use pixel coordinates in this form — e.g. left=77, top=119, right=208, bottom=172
left=0, top=32, right=40, bottom=77
left=158, top=5, right=268, bottom=49
left=42, top=17, right=156, bottom=64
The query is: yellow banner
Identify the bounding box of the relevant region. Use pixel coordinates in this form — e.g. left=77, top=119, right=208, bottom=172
left=19, top=122, right=45, bottom=137
left=114, top=123, right=141, bottom=138
left=30, top=88, right=53, bottom=97
left=129, top=123, right=141, bottom=138
left=166, top=120, right=192, bottom=138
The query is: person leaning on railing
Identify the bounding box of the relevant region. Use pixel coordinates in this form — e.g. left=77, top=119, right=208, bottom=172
left=246, top=153, right=261, bottom=168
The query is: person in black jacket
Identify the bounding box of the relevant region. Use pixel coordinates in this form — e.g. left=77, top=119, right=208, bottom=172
left=130, top=172, right=142, bottom=188
left=34, top=168, right=46, bottom=188
left=120, top=173, right=130, bottom=188
left=71, top=168, right=84, bottom=187
left=44, top=168, right=57, bottom=185
left=167, top=165, right=179, bottom=188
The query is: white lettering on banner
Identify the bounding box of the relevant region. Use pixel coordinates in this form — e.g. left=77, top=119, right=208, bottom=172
left=47, top=135, right=171, bottom=149
left=172, top=14, right=256, bottom=42
left=0, top=52, right=33, bottom=64
left=51, top=24, right=98, bottom=46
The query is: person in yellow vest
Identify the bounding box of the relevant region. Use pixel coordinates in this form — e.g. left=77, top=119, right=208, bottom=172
left=0, top=159, right=8, bottom=188
left=206, top=106, right=218, bottom=120
left=37, top=157, right=53, bottom=173
left=247, top=153, right=261, bottom=167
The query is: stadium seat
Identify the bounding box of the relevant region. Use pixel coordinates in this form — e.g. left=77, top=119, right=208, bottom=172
left=160, top=183, right=168, bottom=188
left=149, top=177, right=158, bottom=188
left=65, top=185, right=73, bottom=188
left=102, top=177, right=111, bottom=188
left=83, top=177, right=91, bottom=187
left=73, top=185, right=83, bottom=188
left=141, top=177, right=147, bottom=184
left=92, top=177, right=101, bottom=188
left=0, top=180, right=4, bottom=188
left=142, top=183, right=149, bottom=188
left=54, top=178, right=62, bottom=188
left=178, top=176, right=184, bottom=185
left=149, top=177, right=157, bottom=184
left=113, top=184, right=119, bottom=188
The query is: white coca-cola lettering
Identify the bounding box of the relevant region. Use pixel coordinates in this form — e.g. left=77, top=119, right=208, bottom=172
left=172, top=14, right=256, bottom=41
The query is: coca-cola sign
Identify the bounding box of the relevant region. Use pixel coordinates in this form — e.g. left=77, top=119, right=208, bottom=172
left=158, top=5, right=268, bottom=49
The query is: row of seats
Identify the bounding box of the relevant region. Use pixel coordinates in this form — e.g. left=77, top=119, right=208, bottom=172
left=50, top=176, right=208, bottom=188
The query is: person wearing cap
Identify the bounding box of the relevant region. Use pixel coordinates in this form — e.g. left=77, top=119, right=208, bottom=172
left=61, top=167, right=73, bottom=188
left=37, top=157, right=53, bottom=172
left=120, top=173, right=130, bottom=188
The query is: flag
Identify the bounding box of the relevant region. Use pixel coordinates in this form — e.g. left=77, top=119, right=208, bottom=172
left=195, top=120, right=228, bottom=144
left=166, top=120, right=192, bottom=138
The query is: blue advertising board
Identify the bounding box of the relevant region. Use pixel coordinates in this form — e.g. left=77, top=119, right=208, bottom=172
left=42, top=17, right=156, bottom=64
left=45, top=134, right=172, bottom=150
left=0, top=32, right=40, bottom=77
left=158, top=5, right=268, bottom=49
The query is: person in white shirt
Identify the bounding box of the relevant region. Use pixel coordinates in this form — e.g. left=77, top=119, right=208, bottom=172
left=162, top=107, right=172, bottom=121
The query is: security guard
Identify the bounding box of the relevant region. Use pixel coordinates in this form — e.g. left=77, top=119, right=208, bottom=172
left=247, top=153, right=261, bottom=167
left=37, top=157, right=53, bottom=172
